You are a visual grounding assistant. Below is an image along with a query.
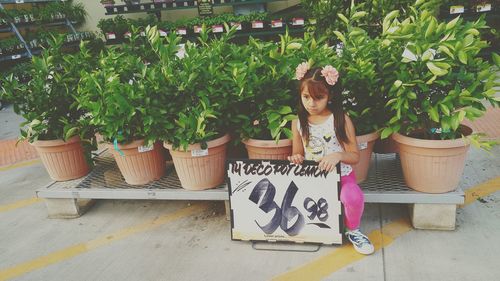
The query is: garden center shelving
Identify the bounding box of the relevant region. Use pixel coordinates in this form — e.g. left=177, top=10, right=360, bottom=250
left=103, top=0, right=286, bottom=16
left=0, top=0, right=78, bottom=63
left=100, top=0, right=304, bottom=43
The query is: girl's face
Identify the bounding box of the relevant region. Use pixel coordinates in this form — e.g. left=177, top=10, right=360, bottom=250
left=301, top=85, right=329, bottom=115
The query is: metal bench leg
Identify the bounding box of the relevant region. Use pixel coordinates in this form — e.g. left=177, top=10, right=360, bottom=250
left=225, top=200, right=230, bottom=221
left=44, top=198, right=95, bottom=219
left=409, top=203, right=457, bottom=230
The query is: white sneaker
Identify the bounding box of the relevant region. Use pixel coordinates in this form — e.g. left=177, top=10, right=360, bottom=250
left=345, top=229, right=374, bottom=255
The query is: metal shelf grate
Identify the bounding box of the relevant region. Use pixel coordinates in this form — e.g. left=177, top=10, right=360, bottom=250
left=37, top=150, right=464, bottom=204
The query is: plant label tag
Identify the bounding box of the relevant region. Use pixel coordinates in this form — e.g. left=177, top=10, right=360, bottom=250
left=309, top=18, right=317, bottom=25
left=213, top=25, right=223, bottom=33
left=159, top=30, right=168, bottom=37
left=177, top=28, right=187, bottom=35
left=124, top=31, right=132, bottom=38
left=140, top=31, right=146, bottom=37
left=191, top=149, right=208, bottom=157
left=106, top=33, right=116, bottom=40
left=476, top=4, right=491, bottom=12
left=252, top=21, right=264, bottom=29
left=194, top=26, right=202, bottom=33
left=231, top=23, right=242, bottom=30
left=449, top=5, right=464, bottom=14
left=271, top=20, right=283, bottom=28
left=140, top=5, right=145, bottom=10
left=358, top=142, right=368, bottom=150
left=292, top=18, right=305, bottom=26
left=11, top=54, right=21, bottom=60
left=138, top=145, right=154, bottom=153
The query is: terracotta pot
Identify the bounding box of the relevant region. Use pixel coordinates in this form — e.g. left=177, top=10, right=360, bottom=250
left=164, top=134, right=230, bottom=190
left=242, top=138, right=292, bottom=160
left=108, top=140, right=165, bottom=185
left=392, top=125, right=472, bottom=193
left=31, top=136, right=90, bottom=181
left=352, top=131, right=380, bottom=183
left=373, top=136, right=400, bottom=154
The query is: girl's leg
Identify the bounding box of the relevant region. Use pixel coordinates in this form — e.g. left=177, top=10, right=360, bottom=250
left=340, top=170, right=364, bottom=230
left=340, top=171, right=374, bottom=255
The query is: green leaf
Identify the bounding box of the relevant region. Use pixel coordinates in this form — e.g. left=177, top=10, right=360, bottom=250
left=463, top=34, right=474, bottom=47
left=492, top=53, right=500, bottom=67
left=439, top=103, right=450, bottom=116
left=426, top=62, right=448, bottom=76
left=380, top=127, right=393, bottom=139
left=429, top=106, right=440, bottom=122
left=425, top=18, right=436, bottom=39
left=351, top=11, right=367, bottom=21
left=446, top=17, right=460, bottom=31
left=458, top=51, right=467, bottom=64
left=278, top=106, right=292, bottom=115
left=337, top=13, right=349, bottom=25
left=64, top=127, right=78, bottom=141
left=333, top=31, right=346, bottom=45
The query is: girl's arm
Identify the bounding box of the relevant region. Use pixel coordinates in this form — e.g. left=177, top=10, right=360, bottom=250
left=340, top=114, right=360, bottom=164
left=318, top=114, right=360, bottom=172
left=288, top=119, right=305, bottom=164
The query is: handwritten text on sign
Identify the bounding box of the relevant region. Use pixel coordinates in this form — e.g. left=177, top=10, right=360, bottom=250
left=228, top=160, right=343, bottom=245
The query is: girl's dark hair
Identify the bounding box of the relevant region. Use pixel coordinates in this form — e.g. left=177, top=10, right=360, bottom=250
left=298, top=67, right=349, bottom=146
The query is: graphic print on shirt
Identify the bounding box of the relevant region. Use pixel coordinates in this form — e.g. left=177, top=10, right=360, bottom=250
left=305, top=136, right=327, bottom=161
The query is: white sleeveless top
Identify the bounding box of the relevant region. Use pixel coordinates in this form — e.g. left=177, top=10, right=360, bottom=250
left=297, top=114, right=353, bottom=176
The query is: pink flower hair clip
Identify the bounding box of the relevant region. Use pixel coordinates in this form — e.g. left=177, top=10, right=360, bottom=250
left=321, top=65, right=339, bottom=86
left=295, top=61, right=310, bottom=80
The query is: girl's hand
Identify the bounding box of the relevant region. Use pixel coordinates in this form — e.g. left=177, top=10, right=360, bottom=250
left=318, top=153, right=342, bottom=172
left=288, top=154, right=304, bottom=165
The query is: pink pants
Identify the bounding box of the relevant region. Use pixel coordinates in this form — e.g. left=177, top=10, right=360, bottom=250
left=340, top=170, right=365, bottom=230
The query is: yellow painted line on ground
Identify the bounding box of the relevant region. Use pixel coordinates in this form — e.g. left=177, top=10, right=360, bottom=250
left=0, top=159, right=41, bottom=172
left=0, top=198, right=42, bottom=213
left=462, top=176, right=500, bottom=207
left=272, top=219, right=413, bottom=281
left=273, top=176, right=500, bottom=281
left=0, top=202, right=209, bottom=281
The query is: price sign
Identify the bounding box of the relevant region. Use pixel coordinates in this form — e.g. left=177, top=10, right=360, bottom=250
left=197, top=0, right=213, bottom=16
left=227, top=159, right=343, bottom=245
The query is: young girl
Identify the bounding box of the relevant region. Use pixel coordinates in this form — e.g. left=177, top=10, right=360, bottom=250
left=288, top=63, right=374, bottom=255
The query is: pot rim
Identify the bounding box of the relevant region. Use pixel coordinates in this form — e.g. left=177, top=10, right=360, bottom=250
left=356, top=130, right=381, bottom=143
left=31, top=136, right=81, bottom=147
left=392, top=125, right=472, bottom=149
left=164, top=134, right=231, bottom=151
left=107, top=139, right=152, bottom=150
left=242, top=138, right=292, bottom=148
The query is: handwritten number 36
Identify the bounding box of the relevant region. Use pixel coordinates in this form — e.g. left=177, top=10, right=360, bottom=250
left=249, top=178, right=305, bottom=236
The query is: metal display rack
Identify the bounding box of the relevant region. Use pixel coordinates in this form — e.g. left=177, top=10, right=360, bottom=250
left=36, top=150, right=464, bottom=228
left=0, top=0, right=78, bottom=63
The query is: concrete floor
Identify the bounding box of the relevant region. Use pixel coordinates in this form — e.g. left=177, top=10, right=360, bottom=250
left=0, top=104, right=499, bottom=281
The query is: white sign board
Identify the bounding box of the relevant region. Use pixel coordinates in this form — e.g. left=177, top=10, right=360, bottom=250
left=227, top=160, right=343, bottom=245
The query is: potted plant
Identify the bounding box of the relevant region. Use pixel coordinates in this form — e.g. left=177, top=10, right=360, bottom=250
left=147, top=27, right=234, bottom=190
left=97, top=18, right=117, bottom=40
left=77, top=36, right=166, bottom=185
left=381, top=2, right=499, bottom=193
left=331, top=9, right=391, bottom=182
left=0, top=36, right=97, bottom=181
